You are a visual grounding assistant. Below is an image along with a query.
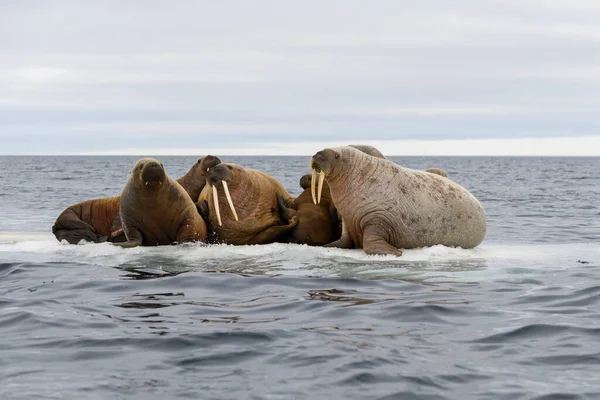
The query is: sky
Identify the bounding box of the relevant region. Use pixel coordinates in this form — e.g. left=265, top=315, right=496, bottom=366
left=2, top=0, right=600, bottom=155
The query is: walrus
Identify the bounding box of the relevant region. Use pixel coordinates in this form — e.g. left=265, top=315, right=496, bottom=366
left=114, top=158, right=207, bottom=247
left=197, top=163, right=298, bottom=245
left=310, top=146, right=486, bottom=256
left=277, top=143, right=451, bottom=247
left=52, top=156, right=220, bottom=244
left=277, top=174, right=340, bottom=246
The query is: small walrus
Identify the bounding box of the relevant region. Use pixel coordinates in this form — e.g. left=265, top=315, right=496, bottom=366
left=197, top=163, right=298, bottom=245
left=114, top=158, right=208, bottom=247
left=52, top=156, right=220, bottom=244
left=310, top=146, right=486, bottom=256
left=277, top=174, right=340, bottom=246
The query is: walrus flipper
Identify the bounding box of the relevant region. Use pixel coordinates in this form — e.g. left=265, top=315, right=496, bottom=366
left=54, top=229, right=100, bottom=245
left=52, top=209, right=101, bottom=244
left=248, top=217, right=298, bottom=245
left=362, top=225, right=402, bottom=257
left=112, top=226, right=143, bottom=248
left=276, top=193, right=297, bottom=223
left=107, top=211, right=127, bottom=243
left=324, top=219, right=354, bottom=249
left=197, top=200, right=210, bottom=224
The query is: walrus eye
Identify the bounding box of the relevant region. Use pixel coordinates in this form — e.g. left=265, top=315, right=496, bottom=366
left=227, top=166, right=233, bottom=170
left=335, top=153, right=340, bottom=159
left=138, top=164, right=144, bottom=170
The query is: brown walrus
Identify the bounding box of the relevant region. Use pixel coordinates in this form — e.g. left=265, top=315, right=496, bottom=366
left=115, top=158, right=207, bottom=247
left=310, top=146, right=486, bottom=256
left=277, top=174, right=340, bottom=246
left=197, top=163, right=298, bottom=245
left=52, top=156, right=220, bottom=244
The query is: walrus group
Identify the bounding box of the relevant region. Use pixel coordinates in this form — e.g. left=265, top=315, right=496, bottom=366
left=52, top=145, right=487, bottom=257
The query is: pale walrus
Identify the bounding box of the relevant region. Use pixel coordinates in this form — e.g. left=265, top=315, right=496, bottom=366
left=276, top=143, right=450, bottom=246
left=52, top=156, right=220, bottom=244
left=310, top=146, right=486, bottom=256
left=197, top=163, right=298, bottom=245
left=114, top=158, right=208, bottom=247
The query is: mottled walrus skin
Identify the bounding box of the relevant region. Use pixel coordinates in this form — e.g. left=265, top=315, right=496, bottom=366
left=115, top=158, right=207, bottom=247
left=276, top=144, right=450, bottom=247
left=52, top=156, right=220, bottom=244
left=310, top=146, right=486, bottom=256
left=277, top=174, right=340, bottom=246
left=197, top=163, right=298, bottom=245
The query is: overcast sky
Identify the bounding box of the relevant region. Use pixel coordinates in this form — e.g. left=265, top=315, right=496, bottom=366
left=2, top=0, right=600, bottom=155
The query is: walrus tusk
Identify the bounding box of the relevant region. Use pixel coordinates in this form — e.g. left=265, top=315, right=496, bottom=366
left=212, top=185, right=222, bottom=226
left=317, top=171, right=325, bottom=204
left=222, top=181, right=238, bottom=221
left=311, top=169, right=317, bottom=204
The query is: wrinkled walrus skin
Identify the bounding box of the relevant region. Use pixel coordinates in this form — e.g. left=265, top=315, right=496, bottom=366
left=276, top=144, right=451, bottom=247
left=52, top=156, right=220, bottom=244
left=115, top=158, right=207, bottom=248
left=310, top=146, right=486, bottom=256
left=197, top=163, right=298, bottom=245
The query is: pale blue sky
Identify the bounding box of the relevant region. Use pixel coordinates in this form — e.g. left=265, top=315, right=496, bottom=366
left=2, top=0, right=600, bottom=155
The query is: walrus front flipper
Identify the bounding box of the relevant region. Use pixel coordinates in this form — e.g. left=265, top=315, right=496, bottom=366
left=362, top=225, right=402, bottom=257
left=248, top=217, right=298, bottom=245
left=197, top=200, right=210, bottom=224
left=112, top=226, right=143, bottom=248
left=324, top=219, right=354, bottom=249
left=107, top=211, right=126, bottom=243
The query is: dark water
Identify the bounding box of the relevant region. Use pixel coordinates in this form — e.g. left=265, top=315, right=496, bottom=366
left=1, top=156, right=599, bottom=399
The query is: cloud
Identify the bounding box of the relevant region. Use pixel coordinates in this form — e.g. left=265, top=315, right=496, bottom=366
left=1, top=0, right=600, bottom=154
left=79, top=136, right=600, bottom=157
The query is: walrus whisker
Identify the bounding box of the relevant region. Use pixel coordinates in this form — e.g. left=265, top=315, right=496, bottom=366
left=212, top=185, right=222, bottom=226
left=311, top=169, right=317, bottom=204
left=317, top=171, right=325, bottom=204
left=222, top=181, right=238, bottom=221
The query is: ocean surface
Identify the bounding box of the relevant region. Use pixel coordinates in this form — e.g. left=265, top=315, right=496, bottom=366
left=0, top=155, right=599, bottom=400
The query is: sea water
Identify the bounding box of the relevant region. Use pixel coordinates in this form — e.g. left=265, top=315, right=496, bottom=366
left=0, top=156, right=599, bottom=399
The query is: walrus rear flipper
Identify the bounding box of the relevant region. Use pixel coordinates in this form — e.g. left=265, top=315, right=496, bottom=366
left=54, top=229, right=100, bottom=245
left=52, top=209, right=101, bottom=244
left=248, top=217, right=298, bottom=245
left=276, top=194, right=297, bottom=223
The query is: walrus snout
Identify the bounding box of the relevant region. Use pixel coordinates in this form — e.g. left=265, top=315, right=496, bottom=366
left=206, top=164, right=232, bottom=187
left=206, top=164, right=238, bottom=226
left=141, top=162, right=166, bottom=186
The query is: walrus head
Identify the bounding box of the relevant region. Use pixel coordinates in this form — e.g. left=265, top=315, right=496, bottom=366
left=205, top=164, right=239, bottom=226
left=299, top=174, right=313, bottom=190
left=132, top=158, right=166, bottom=189
left=309, top=148, right=342, bottom=204
left=196, top=155, right=222, bottom=174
